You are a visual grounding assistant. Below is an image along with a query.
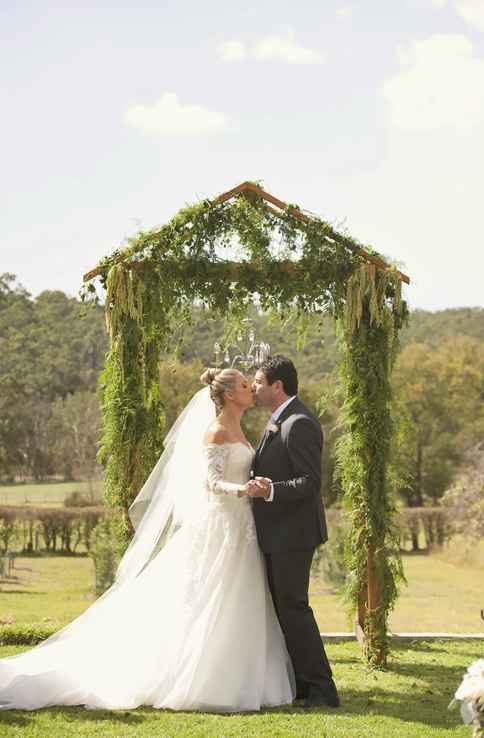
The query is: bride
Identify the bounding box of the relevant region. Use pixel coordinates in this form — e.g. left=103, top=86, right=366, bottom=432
left=0, top=367, right=295, bottom=712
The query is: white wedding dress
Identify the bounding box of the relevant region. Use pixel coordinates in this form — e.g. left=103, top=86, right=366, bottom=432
left=0, top=442, right=295, bottom=712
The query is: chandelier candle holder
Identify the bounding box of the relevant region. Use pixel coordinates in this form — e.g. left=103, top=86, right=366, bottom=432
left=213, top=319, right=270, bottom=370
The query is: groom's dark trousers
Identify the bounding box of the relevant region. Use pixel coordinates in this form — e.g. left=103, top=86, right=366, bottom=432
left=252, top=397, right=333, bottom=692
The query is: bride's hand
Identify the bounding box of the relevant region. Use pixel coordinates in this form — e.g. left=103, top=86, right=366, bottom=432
left=246, top=478, right=272, bottom=499
left=241, top=480, right=258, bottom=497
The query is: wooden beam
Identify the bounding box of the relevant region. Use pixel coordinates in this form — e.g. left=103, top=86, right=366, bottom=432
left=213, top=181, right=251, bottom=205
left=241, top=182, right=410, bottom=285
left=82, top=183, right=252, bottom=283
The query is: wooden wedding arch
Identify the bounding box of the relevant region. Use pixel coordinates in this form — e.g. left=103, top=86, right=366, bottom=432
left=83, top=181, right=410, bottom=665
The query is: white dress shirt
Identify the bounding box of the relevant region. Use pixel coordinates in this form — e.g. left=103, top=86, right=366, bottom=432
left=264, top=396, right=297, bottom=502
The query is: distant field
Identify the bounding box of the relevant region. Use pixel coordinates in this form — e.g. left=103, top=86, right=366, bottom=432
left=1, top=481, right=482, bottom=634
left=0, top=555, right=94, bottom=627
left=0, top=481, right=104, bottom=508
left=1, top=541, right=483, bottom=634
left=311, top=539, right=484, bottom=634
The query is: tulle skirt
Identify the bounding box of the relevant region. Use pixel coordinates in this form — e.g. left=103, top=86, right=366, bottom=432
left=0, top=498, right=295, bottom=712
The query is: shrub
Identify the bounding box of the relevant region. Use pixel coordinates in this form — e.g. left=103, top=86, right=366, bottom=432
left=89, top=515, right=121, bottom=596
left=64, top=490, right=91, bottom=508
left=0, top=505, right=104, bottom=554
left=0, top=509, right=19, bottom=553
left=0, top=623, right=58, bottom=645
left=319, top=523, right=348, bottom=591
left=312, top=511, right=348, bottom=591
left=442, top=442, right=484, bottom=541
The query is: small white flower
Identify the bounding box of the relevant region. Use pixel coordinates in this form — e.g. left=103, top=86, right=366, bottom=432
left=455, top=675, right=484, bottom=702
left=454, top=659, right=484, bottom=703
left=467, top=660, right=484, bottom=679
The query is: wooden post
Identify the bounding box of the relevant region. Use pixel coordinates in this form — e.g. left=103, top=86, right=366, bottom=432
left=354, top=583, right=366, bottom=645
left=367, top=543, right=386, bottom=665
left=354, top=544, right=386, bottom=665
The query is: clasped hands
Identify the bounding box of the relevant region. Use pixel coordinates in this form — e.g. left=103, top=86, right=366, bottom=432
left=244, top=477, right=272, bottom=499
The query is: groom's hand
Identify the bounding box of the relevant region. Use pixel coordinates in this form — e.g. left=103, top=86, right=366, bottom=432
left=246, top=477, right=272, bottom=499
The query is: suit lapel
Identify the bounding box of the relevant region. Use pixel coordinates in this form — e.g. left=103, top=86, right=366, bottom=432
left=256, top=397, right=299, bottom=461
left=256, top=428, right=271, bottom=458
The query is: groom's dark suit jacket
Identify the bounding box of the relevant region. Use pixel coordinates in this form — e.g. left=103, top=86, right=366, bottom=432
left=251, top=397, right=328, bottom=553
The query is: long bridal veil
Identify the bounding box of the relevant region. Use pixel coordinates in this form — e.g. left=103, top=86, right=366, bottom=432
left=116, top=386, right=215, bottom=584
left=0, top=387, right=215, bottom=658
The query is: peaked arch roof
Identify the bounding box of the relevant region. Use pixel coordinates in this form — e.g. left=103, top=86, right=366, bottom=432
left=83, top=181, right=410, bottom=285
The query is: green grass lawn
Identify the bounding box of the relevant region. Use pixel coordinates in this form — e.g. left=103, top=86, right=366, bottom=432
left=0, top=640, right=480, bottom=737
left=0, top=545, right=482, bottom=736
left=2, top=544, right=484, bottom=633
left=3, top=483, right=482, bottom=633
left=311, top=540, right=484, bottom=634
left=0, top=556, right=95, bottom=627
left=0, top=481, right=103, bottom=508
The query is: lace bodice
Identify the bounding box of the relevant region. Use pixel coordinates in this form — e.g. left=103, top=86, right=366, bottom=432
left=203, top=442, right=255, bottom=497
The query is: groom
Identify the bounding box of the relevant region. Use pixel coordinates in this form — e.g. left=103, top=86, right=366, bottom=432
left=248, top=355, right=339, bottom=708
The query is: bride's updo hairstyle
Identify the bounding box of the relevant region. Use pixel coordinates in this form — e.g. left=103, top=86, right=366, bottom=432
left=200, top=367, right=239, bottom=411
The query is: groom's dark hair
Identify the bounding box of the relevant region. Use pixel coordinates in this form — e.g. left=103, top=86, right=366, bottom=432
left=259, top=355, right=298, bottom=396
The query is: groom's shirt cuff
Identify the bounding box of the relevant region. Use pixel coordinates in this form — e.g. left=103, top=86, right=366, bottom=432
left=264, top=484, right=274, bottom=502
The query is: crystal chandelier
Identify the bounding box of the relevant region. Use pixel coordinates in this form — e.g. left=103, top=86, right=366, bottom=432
left=213, top=318, right=271, bottom=370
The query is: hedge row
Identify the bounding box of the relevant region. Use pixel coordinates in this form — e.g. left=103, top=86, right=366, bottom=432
left=325, top=506, right=452, bottom=551
left=0, top=504, right=454, bottom=557
left=0, top=506, right=104, bottom=554
left=0, top=623, right=58, bottom=645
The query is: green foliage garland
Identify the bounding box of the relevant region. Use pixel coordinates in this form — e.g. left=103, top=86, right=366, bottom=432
left=86, top=188, right=408, bottom=663
left=336, top=263, right=409, bottom=663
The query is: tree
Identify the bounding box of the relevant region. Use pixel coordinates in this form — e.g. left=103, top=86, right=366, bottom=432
left=0, top=274, right=107, bottom=481
left=442, top=441, right=484, bottom=540
left=49, top=391, right=102, bottom=499
left=392, top=338, right=484, bottom=525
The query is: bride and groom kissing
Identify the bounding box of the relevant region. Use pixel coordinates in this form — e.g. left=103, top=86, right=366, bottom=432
left=0, top=355, right=339, bottom=713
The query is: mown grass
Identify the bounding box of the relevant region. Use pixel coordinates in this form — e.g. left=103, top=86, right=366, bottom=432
left=0, top=640, right=480, bottom=737
left=2, top=544, right=484, bottom=634
left=0, top=481, right=103, bottom=508
left=311, top=542, right=484, bottom=634
left=0, top=556, right=95, bottom=627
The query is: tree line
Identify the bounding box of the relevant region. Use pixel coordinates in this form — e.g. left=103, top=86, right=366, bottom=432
left=1, top=273, right=483, bottom=518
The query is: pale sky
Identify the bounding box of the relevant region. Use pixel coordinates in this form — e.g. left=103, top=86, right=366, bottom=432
left=2, top=0, right=484, bottom=311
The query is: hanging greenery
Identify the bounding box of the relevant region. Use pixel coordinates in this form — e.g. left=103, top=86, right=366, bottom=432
left=83, top=183, right=408, bottom=664
left=336, top=263, right=409, bottom=664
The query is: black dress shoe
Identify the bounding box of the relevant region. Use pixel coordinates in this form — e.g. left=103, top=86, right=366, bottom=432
left=303, top=681, right=340, bottom=709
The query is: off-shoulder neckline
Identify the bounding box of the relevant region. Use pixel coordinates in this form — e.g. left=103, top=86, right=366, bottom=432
left=203, top=441, right=254, bottom=452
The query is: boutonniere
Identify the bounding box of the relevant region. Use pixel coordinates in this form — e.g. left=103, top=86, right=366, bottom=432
left=266, top=422, right=279, bottom=435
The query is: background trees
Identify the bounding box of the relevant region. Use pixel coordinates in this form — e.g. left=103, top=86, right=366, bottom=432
left=0, top=274, right=106, bottom=482
left=1, top=271, right=483, bottom=516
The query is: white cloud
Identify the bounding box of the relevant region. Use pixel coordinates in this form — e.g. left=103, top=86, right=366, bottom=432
left=124, top=92, right=228, bottom=136
left=455, top=0, right=484, bottom=30
left=218, top=33, right=325, bottom=65
left=253, top=34, right=325, bottom=64
left=381, top=34, right=484, bottom=131
left=218, top=40, right=247, bottom=62
left=431, top=0, right=484, bottom=29
left=336, top=5, right=354, bottom=19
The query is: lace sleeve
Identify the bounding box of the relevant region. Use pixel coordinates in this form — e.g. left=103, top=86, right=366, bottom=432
left=203, top=444, right=246, bottom=497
